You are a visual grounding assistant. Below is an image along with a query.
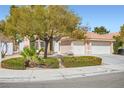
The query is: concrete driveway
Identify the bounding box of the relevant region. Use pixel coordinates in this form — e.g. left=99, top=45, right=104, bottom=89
left=94, top=54, right=124, bottom=65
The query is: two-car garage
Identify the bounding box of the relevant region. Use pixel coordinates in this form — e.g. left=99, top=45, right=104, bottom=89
left=57, top=32, right=116, bottom=55
left=71, top=41, right=111, bottom=55
left=59, top=40, right=112, bottom=55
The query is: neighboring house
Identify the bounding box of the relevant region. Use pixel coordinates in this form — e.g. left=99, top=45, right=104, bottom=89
left=54, top=32, right=119, bottom=55
left=0, top=33, right=13, bottom=56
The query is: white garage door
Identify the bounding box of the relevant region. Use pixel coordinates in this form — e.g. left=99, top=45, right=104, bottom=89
left=91, top=41, right=111, bottom=54
left=72, top=41, right=85, bottom=55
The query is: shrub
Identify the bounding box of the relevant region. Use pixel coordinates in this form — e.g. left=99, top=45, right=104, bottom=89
left=21, top=47, right=42, bottom=67
left=21, top=47, right=38, bottom=62
left=113, top=41, right=123, bottom=54
left=1, top=57, right=25, bottom=70
left=62, top=56, right=102, bottom=68
left=39, top=57, right=59, bottom=68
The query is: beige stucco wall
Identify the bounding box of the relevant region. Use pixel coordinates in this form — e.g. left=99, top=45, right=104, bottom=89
left=23, top=36, right=30, bottom=48
left=110, top=42, right=114, bottom=54
left=85, top=41, right=92, bottom=55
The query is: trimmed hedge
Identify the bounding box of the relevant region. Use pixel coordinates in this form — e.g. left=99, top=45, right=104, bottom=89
left=62, top=56, right=102, bottom=68
left=1, top=57, right=59, bottom=69
left=1, top=56, right=101, bottom=69
left=39, top=57, right=59, bottom=68
left=1, top=57, right=25, bottom=70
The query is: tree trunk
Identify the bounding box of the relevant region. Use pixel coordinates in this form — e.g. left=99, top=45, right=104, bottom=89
left=50, top=36, right=53, bottom=53
left=12, top=39, right=17, bottom=51
left=44, top=40, right=49, bottom=58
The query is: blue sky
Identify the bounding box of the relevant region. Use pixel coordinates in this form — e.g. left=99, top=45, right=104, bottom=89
left=0, top=5, right=124, bottom=32
left=0, top=5, right=10, bottom=19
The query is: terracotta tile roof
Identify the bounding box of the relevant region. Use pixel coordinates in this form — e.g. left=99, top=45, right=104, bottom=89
left=60, top=32, right=119, bottom=42
left=86, top=32, right=119, bottom=41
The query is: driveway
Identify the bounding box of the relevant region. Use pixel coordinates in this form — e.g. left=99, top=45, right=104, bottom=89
left=94, top=54, right=124, bottom=65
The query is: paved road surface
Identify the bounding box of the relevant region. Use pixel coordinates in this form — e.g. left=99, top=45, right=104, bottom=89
left=0, top=72, right=124, bottom=88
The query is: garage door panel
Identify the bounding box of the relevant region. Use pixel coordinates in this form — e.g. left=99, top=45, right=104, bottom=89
left=60, top=46, right=72, bottom=54
left=92, top=41, right=111, bottom=54
left=92, top=46, right=110, bottom=54
left=72, top=41, right=84, bottom=55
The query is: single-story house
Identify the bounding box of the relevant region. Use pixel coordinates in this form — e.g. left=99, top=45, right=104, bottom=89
left=17, top=32, right=119, bottom=55
left=53, top=32, right=119, bottom=55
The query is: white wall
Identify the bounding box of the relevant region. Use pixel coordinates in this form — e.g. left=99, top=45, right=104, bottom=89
left=53, top=41, right=60, bottom=54
left=6, top=43, right=13, bottom=55
left=19, top=41, right=24, bottom=52
left=1, top=42, right=13, bottom=56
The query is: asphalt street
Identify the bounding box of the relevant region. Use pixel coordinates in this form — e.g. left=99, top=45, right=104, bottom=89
left=0, top=72, right=124, bottom=88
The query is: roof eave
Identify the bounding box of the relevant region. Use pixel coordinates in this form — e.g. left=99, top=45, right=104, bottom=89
left=86, top=38, right=115, bottom=42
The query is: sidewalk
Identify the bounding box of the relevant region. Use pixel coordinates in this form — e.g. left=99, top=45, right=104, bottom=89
left=0, top=64, right=124, bottom=83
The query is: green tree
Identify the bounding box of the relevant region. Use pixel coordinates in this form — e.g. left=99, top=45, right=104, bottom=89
left=5, top=6, right=38, bottom=50
left=0, top=20, right=5, bottom=33
left=43, top=6, right=81, bottom=58
left=71, top=27, right=86, bottom=40
left=113, top=24, right=124, bottom=53
left=5, top=5, right=18, bottom=38
left=113, top=35, right=122, bottom=53
left=92, top=26, right=110, bottom=34
left=5, top=5, right=46, bottom=55
left=120, top=24, right=124, bottom=47
left=4, top=5, right=21, bottom=50
left=31, top=5, right=82, bottom=58
left=4, top=5, right=85, bottom=58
